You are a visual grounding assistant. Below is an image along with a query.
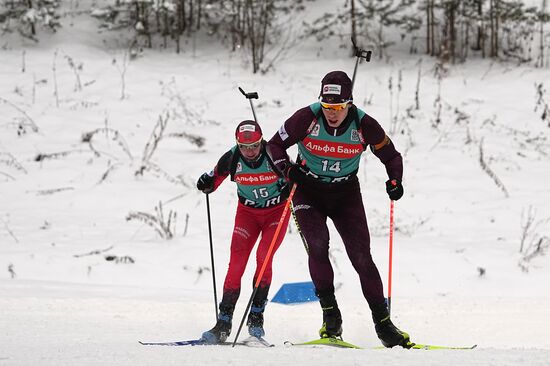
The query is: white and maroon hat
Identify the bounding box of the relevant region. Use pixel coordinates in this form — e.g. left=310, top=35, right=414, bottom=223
left=320, top=71, right=353, bottom=103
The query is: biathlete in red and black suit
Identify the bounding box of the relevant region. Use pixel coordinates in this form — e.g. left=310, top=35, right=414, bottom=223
left=267, top=71, right=410, bottom=348
left=196, top=120, right=290, bottom=344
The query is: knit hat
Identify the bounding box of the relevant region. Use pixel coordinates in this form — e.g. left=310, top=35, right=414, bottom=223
left=235, top=120, right=263, bottom=144
left=319, top=71, right=353, bottom=103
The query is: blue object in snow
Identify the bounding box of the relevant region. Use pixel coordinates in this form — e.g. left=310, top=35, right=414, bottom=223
left=271, top=281, right=319, bottom=304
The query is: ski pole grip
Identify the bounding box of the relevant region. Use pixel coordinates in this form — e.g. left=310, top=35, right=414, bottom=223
left=365, top=50, right=372, bottom=62
left=238, top=86, right=259, bottom=99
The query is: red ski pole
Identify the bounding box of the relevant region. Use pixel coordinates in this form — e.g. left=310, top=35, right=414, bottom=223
left=387, top=200, right=395, bottom=315
left=231, top=182, right=299, bottom=347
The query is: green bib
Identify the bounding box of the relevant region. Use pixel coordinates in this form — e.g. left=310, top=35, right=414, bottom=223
left=297, top=103, right=366, bottom=183
left=231, top=146, right=287, bottom=208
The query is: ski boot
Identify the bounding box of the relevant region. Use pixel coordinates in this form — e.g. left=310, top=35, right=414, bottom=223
left=201, top=304, right=234, bottom=344
left=247, top=302, right=266, bottom=338
left=372, top=304, right=410, bottom=348
left=318, top=292, right=343, bottom=339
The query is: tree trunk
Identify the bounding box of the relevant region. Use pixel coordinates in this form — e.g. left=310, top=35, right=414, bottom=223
left=188, top=0, right=194, bottom=35
left=27, top=0, right=35, bottom=35
left=245, top=0, right=258, bottom=73
left=495, top=0, right=499, bottom=57
left=475, top=0, right=483, bottom=52
left=490, top=0, right=498, bottom=58
left=430, top=0, right=436, bottom=56
left=378, top=13, right=384, bottom=59
left=426, top=0, right=431, bottom=55
left=240, top=0, right=246, bottom=49
left=230, top=0, right=238, bottom=51
left=197, top=0, right=202, bottom=30
left=181, top=0, right=187, bottom=34
left=463, top=3, right=470, bottom=62
left=539, top=0, right=547, bottom=67
left=449, top=1, right=456, bottom=63
left=259, top=0, right=270, bottom=66
left=351, top=0, right=357, bottom=45
left=175, top=0, right=181, bottom=53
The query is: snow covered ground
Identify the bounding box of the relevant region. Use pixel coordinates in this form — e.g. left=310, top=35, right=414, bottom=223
left=1, top=3, right=550, bottom=365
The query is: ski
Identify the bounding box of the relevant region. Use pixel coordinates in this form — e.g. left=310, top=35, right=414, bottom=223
left=371, top=341, right=477, bottom=350
left=139, top=339, right=210, bottom=346
left=284, top=337, right=362, bottom=349
left=139, top=336, right=273, bottom=347
left=285, top=338, right=476, bottom=351
left=404, top=342, right=477, bottom=350
left=241, top=335, right=275, bottom=347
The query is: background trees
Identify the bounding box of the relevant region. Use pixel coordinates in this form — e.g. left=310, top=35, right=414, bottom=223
left=0, top=0, right=61, bottom=41
left=1, top=0, right=549, bottom=70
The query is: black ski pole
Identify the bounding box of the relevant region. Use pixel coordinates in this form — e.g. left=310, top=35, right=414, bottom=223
left=350, top=37, right=372, bottom=93
left=205, top=193, right=219, bottom=321
left=238, top=87, right=259, bottom=122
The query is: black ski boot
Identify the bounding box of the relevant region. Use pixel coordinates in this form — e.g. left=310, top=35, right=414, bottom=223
left=247, top=301, right=266, bottom=338
left=201, top=303, right=234, bottom=344
left=372, top=304, right=410, bottom=348
left=318, top=291, right=343, bottom=339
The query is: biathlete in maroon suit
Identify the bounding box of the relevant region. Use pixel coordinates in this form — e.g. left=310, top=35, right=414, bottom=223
left=196, top=120, right=290, bottom=344
left=267, top=71, right=410, bottom=348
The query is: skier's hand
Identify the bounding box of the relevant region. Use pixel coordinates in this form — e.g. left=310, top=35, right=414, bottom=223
left=197, top=172, right=214, bottom=193
left=287, top=164, right=315, bottom=186
left=385, top=179, right=403, bottom=201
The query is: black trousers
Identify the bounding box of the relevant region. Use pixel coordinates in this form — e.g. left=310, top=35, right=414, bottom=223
left=292, top=177, right=386, bottom=310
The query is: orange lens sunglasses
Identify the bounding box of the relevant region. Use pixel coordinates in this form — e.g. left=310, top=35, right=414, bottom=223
left=320, top=101, right=350, bottom=111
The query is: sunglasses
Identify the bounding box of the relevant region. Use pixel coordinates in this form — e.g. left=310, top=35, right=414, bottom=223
left=320, top=101, right=350, bottom=111
left=237, top=141, right=261, bottom=150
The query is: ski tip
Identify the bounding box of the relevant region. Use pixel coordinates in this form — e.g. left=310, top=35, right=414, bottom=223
left=406, top=342, right=478, bottom=350
left=241, top=336, right=275, bottom=347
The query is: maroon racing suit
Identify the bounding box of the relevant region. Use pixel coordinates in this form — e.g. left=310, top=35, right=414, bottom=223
left=267, top=104, right=403, bottom=313
left=208, top=143, right=290, bottom=311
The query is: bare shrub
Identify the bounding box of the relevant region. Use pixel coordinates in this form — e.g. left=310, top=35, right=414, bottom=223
left=74, top=245, right=114, bottom=258
left=136, top=112, right=169, bottom=175
left=81, top=128, right=133, bottom=160
left=1, top=216, right=19, bottom=243
left=105, top=255, right=135, bottom=264
left=478, top=138, right=509, bottom=197
left=126, top=201, right=177, bottom=240
left=164, top=132, right=205, bottom=148
left=0, top=152, right=27, bottom=174
left=519, top=206, right=550, bottom=272
left=8, top=263, right=16, bottom=279
left=535, top=82, right=550, bottom=127
left=64, top=54, right=83, bottom=92
left=0, top=96, right=40, bottom=133
left=112, top=51, right=130, bottom=100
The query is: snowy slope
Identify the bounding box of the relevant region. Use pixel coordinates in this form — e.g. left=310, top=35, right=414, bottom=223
left=1, top=2, right=550, bottom=365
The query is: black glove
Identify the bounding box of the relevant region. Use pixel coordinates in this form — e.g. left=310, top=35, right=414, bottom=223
left=385, top=178, right=404, bottom=201
left=197, top=172, right=214, bottom=193
left=287, top=164, right=316, bottom=186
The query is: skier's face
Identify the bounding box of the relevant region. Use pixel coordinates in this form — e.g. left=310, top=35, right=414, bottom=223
left=321, top=102, right=350, bottom=127
left=238, top=141, right=262, bottom=161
